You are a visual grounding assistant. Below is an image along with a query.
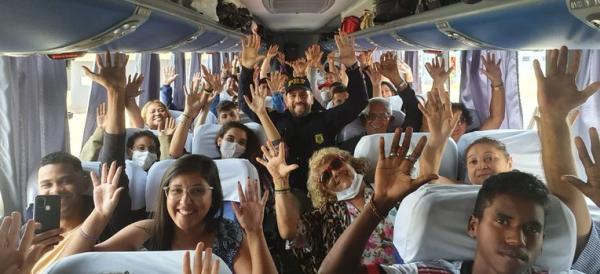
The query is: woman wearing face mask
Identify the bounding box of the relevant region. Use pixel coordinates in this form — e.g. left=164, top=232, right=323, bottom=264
left=215, top=121, right=260, bottom=160
left=126, top=131, right=162, bottom=171
left=257, top=140, right=400, bottom=274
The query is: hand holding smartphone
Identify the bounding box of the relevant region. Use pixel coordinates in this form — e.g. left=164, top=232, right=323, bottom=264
left=33, top=195, right=60, bottom=233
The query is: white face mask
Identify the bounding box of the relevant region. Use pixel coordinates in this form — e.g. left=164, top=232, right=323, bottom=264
left=220, top=140, right=246, bottom=159
left=131, top=150, right=157, bottom=170
left=335, top=170, right=364, bottom=201
left=321, top=90, right=332, bottom=102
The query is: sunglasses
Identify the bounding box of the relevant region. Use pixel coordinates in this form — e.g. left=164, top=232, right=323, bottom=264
left=319, top=156, right=345, bottom=184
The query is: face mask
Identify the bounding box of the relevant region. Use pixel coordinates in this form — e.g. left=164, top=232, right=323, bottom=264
left=220, top=140, right=246, bottom=159
left=335, top=170, right=364, bottom=201
left=131, top=150, right=157, bottom=170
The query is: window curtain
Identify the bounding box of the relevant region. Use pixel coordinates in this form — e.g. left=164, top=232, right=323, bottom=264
left=404, top=51, right=421, bottom=95
left=172, top=52, right=186, bottom=110
left=0, top=55, right=68, bottom=214
left=572, top=50, right=600, bottom=146
left=459, top=50, right=522, bottom=129
left=211, top=53, right=221, bottom=74
left=189, top=52, right=202, bottom=81
left=138, top=53, right=161, bottom=107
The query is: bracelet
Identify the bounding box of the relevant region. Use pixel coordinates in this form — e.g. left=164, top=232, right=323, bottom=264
left=79, top=227, right=98, bottom=243
left=491, top=82, right=504, bottom=91
left=368, top=200, right=385, bottom=221
left=181, top=113, right=191, bottom=120
left=274, top=187, right=291, bottom=193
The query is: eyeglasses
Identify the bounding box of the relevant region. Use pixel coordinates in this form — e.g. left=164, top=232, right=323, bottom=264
left=319, top=156, right=345, bottom=184
left=163, top=185, right=214, bottom=200
left=366, top=113, right=390, bottom=120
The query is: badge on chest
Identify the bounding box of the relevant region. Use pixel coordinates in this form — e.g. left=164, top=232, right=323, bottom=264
left=314, top=133, right=324, bottom=145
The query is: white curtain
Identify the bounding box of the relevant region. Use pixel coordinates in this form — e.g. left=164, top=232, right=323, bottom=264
left=572, top=50, right=600, bottom=145
left=0, top=55, right=68, bottom=215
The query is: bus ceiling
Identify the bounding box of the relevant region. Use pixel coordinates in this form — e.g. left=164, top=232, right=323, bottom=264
left=0, top=0, right=599, bottom=56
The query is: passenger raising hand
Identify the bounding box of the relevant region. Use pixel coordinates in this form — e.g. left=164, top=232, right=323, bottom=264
left=163, top=65, right=178, bottom=86
left=373, top=128, right=438, bottom=212
left=379, top=51, right=406, bottom=89
left=287, top=58, right=308, bottom=77
left=358, top=50, right=374, bottom=70
left=244, top=84, right=268, bottom=115
left=480, top=52, right=502, bottom=86
left=365, top=62, right=383, bottom=97
left=241, top=33, right=261, bottom=69
left=90, top=162, right=125, bottom=222
left=183, top=83, right=205, bottom=119
left=182, top=242, right=220, bottom=274
left=96, top=103, right=107, bottom=130
left=256, top=142, right=299, bottom=186
left=334, top=31, right=357, bottom=67
left=0, top=212, right=43, bottom=274
left=201, top=65, right=223, bottom=93
left=267, top=71, right=285, bottom=92
left=562, top=127, right=600, bottom=207
left=125, top=73, right=144, bottom=99
left=418, top=88, right=461, bottom=142
left=535, top=46, right=600, bottom=119
left=157, top=117, right=177, bottom=137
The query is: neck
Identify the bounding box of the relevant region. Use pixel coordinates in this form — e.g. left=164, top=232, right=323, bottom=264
left=60, top=200, right=86, bottom=232
left=349, top=187, right=366, bottom=209
left=471, top=257, right=529, bottom=274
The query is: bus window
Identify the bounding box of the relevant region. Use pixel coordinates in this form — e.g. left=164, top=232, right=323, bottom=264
left=518, top=51, right=546, bottom=127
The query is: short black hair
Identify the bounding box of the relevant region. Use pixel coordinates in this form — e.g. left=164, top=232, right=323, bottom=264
left=215, top=121, right=260, bottom=161
left=451, top=102, right=473, bottom=126
left=381, top=81, right=397, bottom=96
left=330, top=82, right=347, bottom=94
left=40, top=152, right=83, bottom=174
left=472, top=171, right=549, bottom=219
left=216, top=100, right=238, bottom=114
left=126, top=130, right=161, bottom=159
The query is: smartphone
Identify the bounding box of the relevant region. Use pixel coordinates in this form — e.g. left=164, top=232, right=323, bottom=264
left=34, top=195, right=61, bottom=233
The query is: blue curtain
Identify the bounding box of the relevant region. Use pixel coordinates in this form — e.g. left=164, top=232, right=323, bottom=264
left=211, top=53, right=221, bottom=74
left=172, top=52, right=186, bottom=110
left=138, top=53, right=161, bottom=107
left=0, top=55, right=68, bottom=213
left=190, top=52, right=202, bottom=80
left=459, top=50, right=522, bottom=129
left=404, top=51, right=421, bottom=95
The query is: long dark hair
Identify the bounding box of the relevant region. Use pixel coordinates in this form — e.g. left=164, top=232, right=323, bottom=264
left=215, top=121, right=260, bottom=161
left=147, top=154, right=224, bottom=250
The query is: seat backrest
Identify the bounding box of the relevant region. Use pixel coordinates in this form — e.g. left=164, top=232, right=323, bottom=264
left=42, top=250, right=231, bottom=274
left=394, top=184, right=576, bottom=273
left=169, top=110, right=183, bottom=120
left=456, top=129, right=542, bottom=183
left=28, top=161, right=146, bottom=211
left=146, top=158, right=260, bottom=212
left=354, top=133, right=458, bottom=180
left=388, top=95, right=403, bottom=112
left=336, top=110, right=406, bottom=143
left=192, top=123, right=266, bottom=159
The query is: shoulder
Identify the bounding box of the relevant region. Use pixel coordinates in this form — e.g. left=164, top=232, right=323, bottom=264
left=572, top=221, right=600, bottom=274
left=215, top=219, right=244, bottom=244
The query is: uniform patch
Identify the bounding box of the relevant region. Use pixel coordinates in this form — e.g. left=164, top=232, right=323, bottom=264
left=314, top=133, right=324, bottom=144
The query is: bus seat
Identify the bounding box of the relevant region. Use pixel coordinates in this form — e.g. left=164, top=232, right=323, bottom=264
left=145, top=158, right=259, bottom=215
left=388, top=95, right=404, bottom=113
left=336, top=110, right=406, bottom=143
left=42, top=250, right=231, bottom=274
left=126, top=127, right=192, bottom=153
left=192, top=123, right=266, bottom=159
left=394, top=184, right=576, bottom=273
left=456, top=130, right=542, bottom=183
left=169, top=110, right=183, bottom=120
left=354, top=133, right=458, bottom=180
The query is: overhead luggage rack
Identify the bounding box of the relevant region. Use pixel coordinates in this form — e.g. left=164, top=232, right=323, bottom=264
left=350, top=0, right=600, bottom=50
left=0, top=0, right=244, bottom=55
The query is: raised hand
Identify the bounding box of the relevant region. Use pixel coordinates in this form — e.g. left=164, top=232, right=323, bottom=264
left=398, top=60, right=414, bottom=83
left=365, top=63, right=383, bottom=86
left=231, top=55, right=240, bottom=76
left=334, top=31, right=357, bottom=67
left=266, top=45, right=279, bottom=60
left=244, top=84, right=268, bottom=115
left=90, top=162, right=125, bottom=221
left=562, top=127, right=600, bottom=207
left=182, top=242, right=220, bottom=274
left=158, top=117, right=177, bottom=137
left=418, top=88, right=461, bottom=141
left=183, top=84, right=205, bottom=118
left=267, top=71, right=286, bottom=92
left=256, top=142, right=299, bottom=186
left=233, top=179, right=269, bottom=233
left=241, top=33, right=261, bottom=69
left=338, top=64, right=349, bottom=86
left=373, top=128, right=438, bottom=211
left=0, top=212, right=43, bottom=274
left=305, top=44, right=324, bottom=70
left=82, top=51, right=129, bottom=92
left=425, top=56, right=453, bottom=89
left=201, top=65, right=223, bottom=93
left=191, top=71, right=202, bottom=92
left=163, top=65, right=179, bottom=86
left=125, top=73, right=144, bottom=99
left=96, top=103, right=107, bottom=130
left=481, top=52, right=502, bottom=86
left=535, top=46, right=600, bottom=119
left=379, top=51, right=404, bottom=87
left=287, top=58, right=309, bottom=77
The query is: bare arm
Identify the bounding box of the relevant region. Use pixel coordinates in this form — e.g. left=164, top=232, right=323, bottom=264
left=245, top=76, right=283, bottom=142
left=255, top=142, right=302, bottom=239
left=124, top=73, right=145, bottom=128
left=365, top=63, right=382, bottom=98
left=536, top=47, right=600, bottom=254
left=479, top=53, right=505, bottom=130
left=156, top=117, right=176, bottom=160
left=260, top=45, right=278, bottom=80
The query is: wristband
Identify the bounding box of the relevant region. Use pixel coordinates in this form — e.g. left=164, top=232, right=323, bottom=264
left=369, top=200, right=385, bottom=221
left=491, top=82, right=504, bottom=91
left=274, top=188, right=291, bottom=194
left=79, top=227, right=98, bottom=243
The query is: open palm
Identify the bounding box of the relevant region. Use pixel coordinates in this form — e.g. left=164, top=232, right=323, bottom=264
left=233, top=179, right=269, bottom=233
left=90, top=162, right=124, bottom=220
left=256, top=142, right=299, bottom=183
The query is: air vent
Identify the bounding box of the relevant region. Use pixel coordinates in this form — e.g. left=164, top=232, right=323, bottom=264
left=262, top=0, right=335, bottom=14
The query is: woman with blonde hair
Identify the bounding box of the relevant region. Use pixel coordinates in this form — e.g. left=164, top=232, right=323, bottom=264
left=257, top=130, right=414, bottom=273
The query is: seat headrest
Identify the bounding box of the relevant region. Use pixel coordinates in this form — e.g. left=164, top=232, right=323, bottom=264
left=336, top=111, right=406, bottom=143
left=394, top=184, right=576, bottom=272
left=388, top=95, right=404, bottom=112
left=354, top=133, right=458, bottom=180
left=192, top=123, right=266, bottom=159
left=42, top=250, right=231, bottom=274
left=146, top=159, right=260, bottom=212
